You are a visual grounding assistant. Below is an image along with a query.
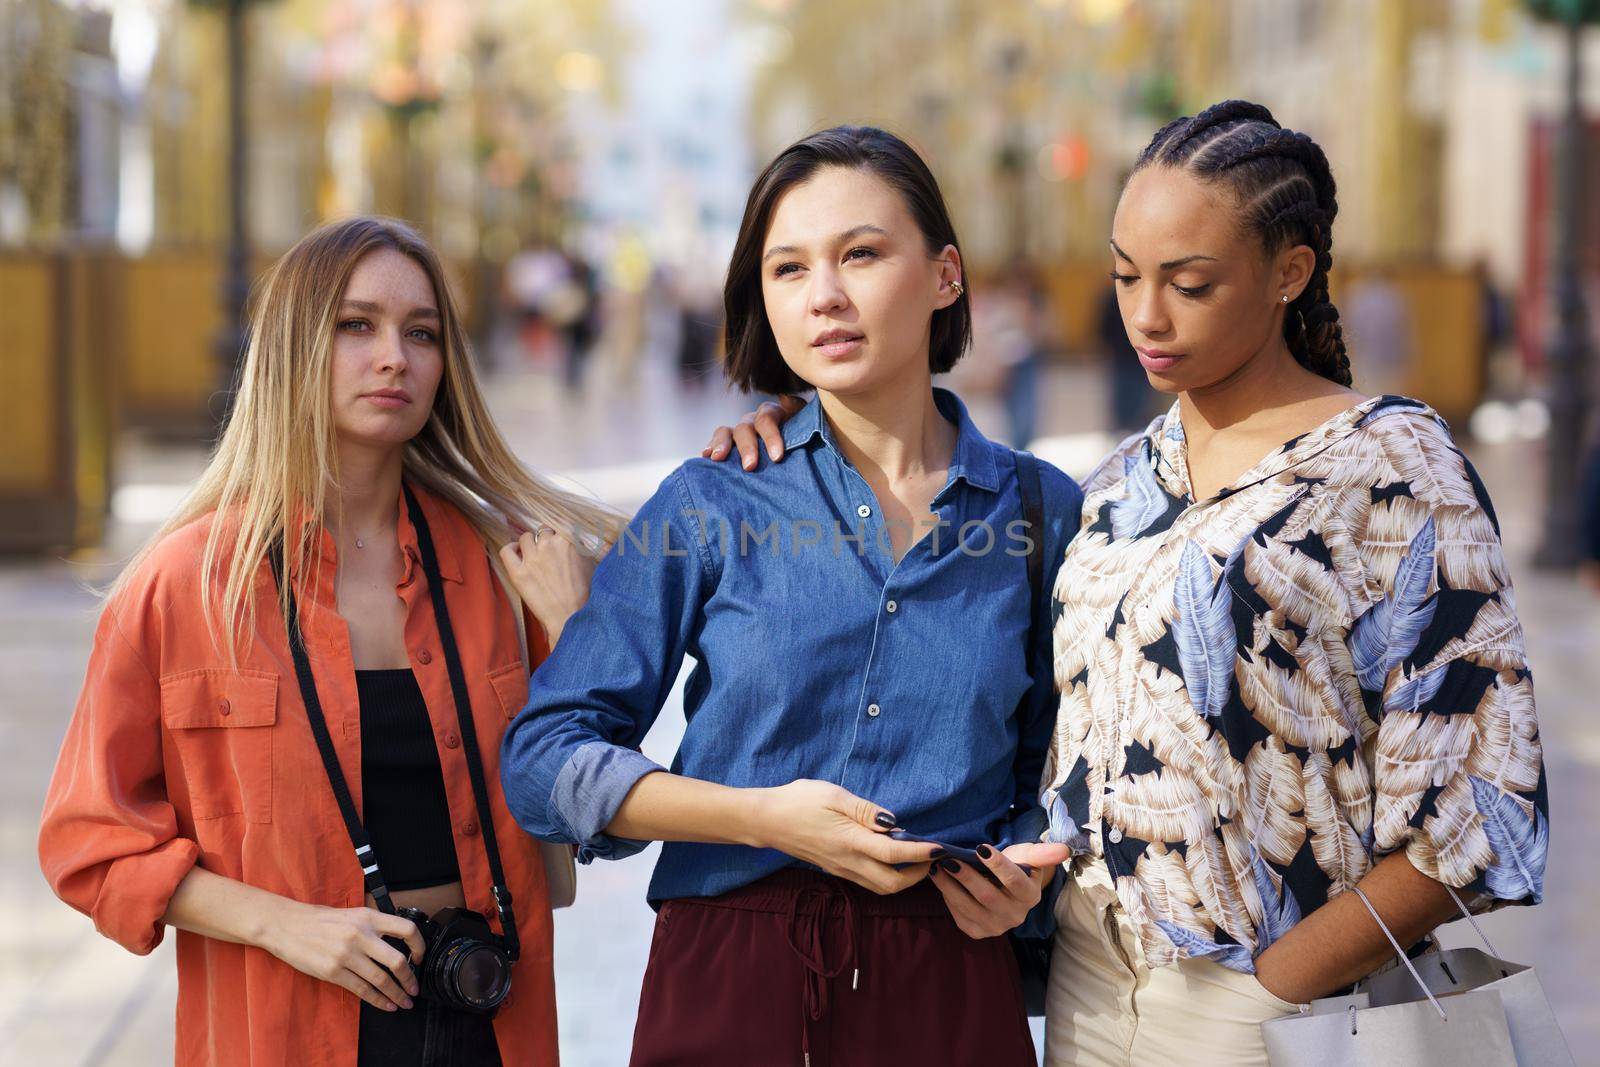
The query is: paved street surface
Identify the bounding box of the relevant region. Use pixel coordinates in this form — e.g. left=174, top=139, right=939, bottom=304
left=3, top=356, right=1595, bottom=1065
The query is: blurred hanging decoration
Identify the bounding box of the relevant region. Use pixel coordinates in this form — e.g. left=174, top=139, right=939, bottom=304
left=1525, top=0, right=1598, bottom=568
left=368, top=0, right=449, bottom=223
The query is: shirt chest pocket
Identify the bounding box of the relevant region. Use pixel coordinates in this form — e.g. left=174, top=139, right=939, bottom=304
left=487, top=661, right=529, bottom=720
left=159, top=668, right=278, bottom=823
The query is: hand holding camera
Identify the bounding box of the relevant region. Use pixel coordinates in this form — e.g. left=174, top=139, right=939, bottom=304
left=262, top=899, right=424, bottom=1013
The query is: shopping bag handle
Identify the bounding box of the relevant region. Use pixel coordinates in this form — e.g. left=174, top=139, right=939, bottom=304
left=1440, top=884, right=1500, bottom=957
left=1351, top=886, right=1448, bottom=1020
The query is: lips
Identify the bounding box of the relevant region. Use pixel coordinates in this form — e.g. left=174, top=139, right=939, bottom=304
left=363, top=388, right=412, bottom=408
left=1136, top=347, right=1184, bottom=373
left=812, top=329, right=864, bottom=359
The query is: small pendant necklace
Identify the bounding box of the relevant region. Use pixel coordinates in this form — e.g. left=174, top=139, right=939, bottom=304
left=354, top=537, right=365, bottom=550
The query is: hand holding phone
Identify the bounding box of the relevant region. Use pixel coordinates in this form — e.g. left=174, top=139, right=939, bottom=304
left=888, top=830, right=1004, bottom=884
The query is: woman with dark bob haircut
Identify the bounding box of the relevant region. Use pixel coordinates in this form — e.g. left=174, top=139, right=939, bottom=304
left=499, top=125, right=1080, bottom=1063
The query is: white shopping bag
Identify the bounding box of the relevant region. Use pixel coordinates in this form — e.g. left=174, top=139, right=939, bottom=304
left=1262, top=886, right=1570, bottom=1067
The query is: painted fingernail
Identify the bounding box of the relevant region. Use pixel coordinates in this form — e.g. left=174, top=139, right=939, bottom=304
left=929, top=848, right=947, bottom=860
left=874, top=812, right=898, bottom=830
left=976, top=844, right=994, bottom=859
left=940, top=859, right=962, bottom=874
left=1019, top=864, right=1036, bottom=877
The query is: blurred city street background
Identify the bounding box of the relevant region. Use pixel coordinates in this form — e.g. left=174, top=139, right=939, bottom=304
left=2, top=0, right=1598, bottom=1064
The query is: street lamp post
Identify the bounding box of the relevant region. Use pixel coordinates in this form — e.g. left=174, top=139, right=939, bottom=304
left=192, top=0, right=275, bottom=433
left=1528, top=1, right=1597, bottom=568
left=219, top=0, right=249, bottom=428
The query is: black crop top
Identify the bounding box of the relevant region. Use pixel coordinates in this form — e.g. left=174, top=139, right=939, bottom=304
left=356, top=669, right=461, bottom=892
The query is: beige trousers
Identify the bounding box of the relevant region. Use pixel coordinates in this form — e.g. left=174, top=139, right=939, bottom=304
left=1045, top=858, right=1307, bottom=1066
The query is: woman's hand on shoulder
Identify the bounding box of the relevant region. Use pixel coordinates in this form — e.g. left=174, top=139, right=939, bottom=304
left=499, top=527, right=596, bottom=647
left=701, top=395, right=807, bottom=470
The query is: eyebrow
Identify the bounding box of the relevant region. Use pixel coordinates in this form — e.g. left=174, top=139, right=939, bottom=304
left=763, top=224, right=888, bottom=263
left=339, top=298, right=440, bottom=319
left=1109, top=239, right=1218, bottom=272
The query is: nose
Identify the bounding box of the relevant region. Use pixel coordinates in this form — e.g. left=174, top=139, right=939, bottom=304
left=807, top=265, right=849, bottom=317
left=373, top=324, right=409, bottom=374
left=1126, top=282, right=1171, bottom=341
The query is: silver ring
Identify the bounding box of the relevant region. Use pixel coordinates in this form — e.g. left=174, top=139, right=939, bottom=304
left=530, top=524, right=548, bottom=541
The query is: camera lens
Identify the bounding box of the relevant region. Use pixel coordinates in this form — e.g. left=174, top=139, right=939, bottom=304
left=439, top=939, right=511, bottom=1010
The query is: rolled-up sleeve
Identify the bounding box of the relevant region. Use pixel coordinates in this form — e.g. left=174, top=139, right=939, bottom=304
left=1364, top=464, right=1546, bottom=911
left=38, top=603, right=200, bottom=955
left=501, top=468, right=714, bottom=862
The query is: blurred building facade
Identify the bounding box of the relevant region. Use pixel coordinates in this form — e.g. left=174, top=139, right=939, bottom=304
left=746, top=0, right=1597, bottom=287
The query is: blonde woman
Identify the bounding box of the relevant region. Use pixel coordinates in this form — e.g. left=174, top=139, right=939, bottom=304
left=38, top=216, right=620, bottom=1066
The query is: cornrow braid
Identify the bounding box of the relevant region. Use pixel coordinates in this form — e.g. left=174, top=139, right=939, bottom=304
left=1131, top=99, right=1352, bottom=387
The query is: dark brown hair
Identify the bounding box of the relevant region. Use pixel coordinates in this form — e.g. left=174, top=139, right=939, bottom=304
left=1132, top=100, right=1352, bottom=387
left=722, top=125, right=972, bottom=396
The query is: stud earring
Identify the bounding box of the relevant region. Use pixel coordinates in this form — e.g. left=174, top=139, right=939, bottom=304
left=1281, top=294, right=1290, bottom=303
left=950, top=279, right=965, bottom=298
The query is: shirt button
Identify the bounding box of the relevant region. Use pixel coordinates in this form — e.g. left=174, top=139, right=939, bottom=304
left=867, top=703, right=881, bottom=718
left=1107, top=827, right=1124, bottom=844
left=218, top=698, right=231, bottom=716
left=857, top=504, right=872, bottom=518
left=885, top=600, right=897, bottom=614
left=443, top=732, right=460, bottom=749
left=417, top=648, right=433, bottom=665
left=462, top=820, right=479, bottom=837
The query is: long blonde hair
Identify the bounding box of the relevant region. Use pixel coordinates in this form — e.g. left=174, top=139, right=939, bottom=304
left=110, top=215, right=624, bottom=659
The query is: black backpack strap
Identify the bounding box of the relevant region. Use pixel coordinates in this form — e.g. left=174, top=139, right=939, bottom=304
left=1009, top=449, right=1055, bottom=1018
left=1015, top=450, right=1046, bottom=622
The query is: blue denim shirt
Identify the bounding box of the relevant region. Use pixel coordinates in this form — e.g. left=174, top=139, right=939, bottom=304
left=500, top=388, right=1082, bottom=906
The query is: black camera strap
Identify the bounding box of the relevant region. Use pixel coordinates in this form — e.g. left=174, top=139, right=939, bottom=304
left=270, top=484, right=520, bottom=961
left=399, top=484, right=520, bottom=961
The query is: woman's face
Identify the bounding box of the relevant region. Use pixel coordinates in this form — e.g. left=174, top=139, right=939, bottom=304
left=328, top=248, right=446, bottom=450
left=1109, top=166, right=1309, bottom=394
left=759, top=165, right=961, bottom=398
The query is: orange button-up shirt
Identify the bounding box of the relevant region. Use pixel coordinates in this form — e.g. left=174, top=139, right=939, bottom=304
left=38, top=484, right=558, bottom=1066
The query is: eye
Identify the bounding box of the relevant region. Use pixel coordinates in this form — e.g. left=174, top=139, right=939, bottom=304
left=773, top=262, right=802, bottom=278
left=844, top=246, right=878, bottom=263
left=338, top=318, right=371, bottom=332
left=407, top=326, right=438, bottom=343
left=1172, top=283, right=1211, bottom=298
left=1108, top=271, right=1137, bottom=287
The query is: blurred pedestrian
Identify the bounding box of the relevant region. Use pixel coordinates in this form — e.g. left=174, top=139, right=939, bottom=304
left=1344, top=264, right=1411, bottom=396
left=1582, top=435, right=1600, bottom=592
left=560, top=250, right=601, bottom=392
left=38, top=217, right=621, bottom=1066
left=985, top=264, right=1047, bottom=448
left=1099, top=281, right=1154, bottom=435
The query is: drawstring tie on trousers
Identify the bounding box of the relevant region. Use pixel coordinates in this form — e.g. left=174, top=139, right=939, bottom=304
left=785, top=881, right=859, bottom=1066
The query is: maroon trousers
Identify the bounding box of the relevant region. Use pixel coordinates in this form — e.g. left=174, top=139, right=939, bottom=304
left=629, top=868, right=1037, bottom=1066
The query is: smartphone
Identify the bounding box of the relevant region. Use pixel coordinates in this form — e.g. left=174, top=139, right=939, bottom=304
left=888, top=829, right=1003, bottom=883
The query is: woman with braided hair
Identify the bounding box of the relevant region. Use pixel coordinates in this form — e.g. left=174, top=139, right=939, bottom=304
left=704, top=100, right=1547, bottom=1066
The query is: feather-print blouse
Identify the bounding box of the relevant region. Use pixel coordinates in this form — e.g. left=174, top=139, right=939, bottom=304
left=1043, top=394, right=1547, bottom=973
